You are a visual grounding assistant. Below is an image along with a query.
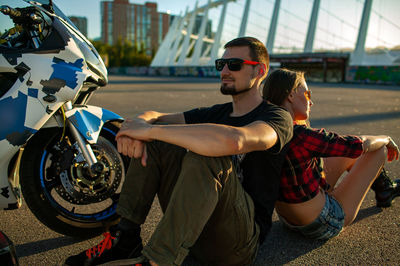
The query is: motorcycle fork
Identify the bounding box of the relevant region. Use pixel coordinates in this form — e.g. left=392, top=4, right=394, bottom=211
left=62, top=101, right=100, bottom=176
left=7, top=149, right=23, bottom=209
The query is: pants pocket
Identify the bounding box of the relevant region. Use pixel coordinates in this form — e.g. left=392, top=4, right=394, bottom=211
left=233, top=195, right=255, bottom=250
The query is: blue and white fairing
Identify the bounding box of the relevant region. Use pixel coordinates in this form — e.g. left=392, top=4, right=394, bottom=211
left=0, top=0, right=120, bottom=209
left=65, top=106, right=122, bottom=144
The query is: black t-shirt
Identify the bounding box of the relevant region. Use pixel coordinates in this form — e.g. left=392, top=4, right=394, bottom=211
left=184, top=101, right=293, bottom=242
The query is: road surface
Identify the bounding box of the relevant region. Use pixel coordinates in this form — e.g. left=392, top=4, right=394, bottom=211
left=1, top=75, right=399, bottom=265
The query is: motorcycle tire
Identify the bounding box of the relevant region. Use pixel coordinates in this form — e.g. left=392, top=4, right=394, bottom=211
left=20, top=122, right=129, bottom=238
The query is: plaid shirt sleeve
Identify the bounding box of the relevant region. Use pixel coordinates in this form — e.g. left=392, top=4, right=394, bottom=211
left=279, top=125, right=364, bottom=203
left=296, top=126, right=364, bottom=158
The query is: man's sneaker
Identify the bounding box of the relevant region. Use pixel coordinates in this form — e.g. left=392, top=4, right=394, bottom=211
left=371, top=168, right=400, bottom=208
left=0, top=231, right=19, bottom=265
left=64, top=225, right=145, bottom=266
left=132, top=262, right=151, bottom=266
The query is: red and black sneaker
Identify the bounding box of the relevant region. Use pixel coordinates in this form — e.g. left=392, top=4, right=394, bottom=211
left=133, top=262, right=151, bottom=266
left=0, top=231, right=19, bottom=266
left=64, top=225, right=145, bottom=266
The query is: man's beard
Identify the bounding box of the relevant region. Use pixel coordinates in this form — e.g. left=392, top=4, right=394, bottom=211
left=220, top=72, right=255, bottom=95
left=220, top=84, right=251, bottom=95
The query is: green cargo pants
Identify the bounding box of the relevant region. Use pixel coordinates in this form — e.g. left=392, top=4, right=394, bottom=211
left=117, top=141, right=259, bottom=266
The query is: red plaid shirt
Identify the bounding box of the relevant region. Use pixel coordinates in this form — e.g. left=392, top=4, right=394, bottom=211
left=279, top=124, right=364, bottom=203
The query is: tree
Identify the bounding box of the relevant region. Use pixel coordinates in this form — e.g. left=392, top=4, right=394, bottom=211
left=92, top=39, right=152, bottom=67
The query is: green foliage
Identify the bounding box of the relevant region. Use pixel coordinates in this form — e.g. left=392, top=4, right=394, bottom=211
left=92, top=39, right=152, bottom=67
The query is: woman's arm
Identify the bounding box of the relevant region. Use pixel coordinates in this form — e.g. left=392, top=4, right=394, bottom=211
left=361, top=135, right=399, bottom=162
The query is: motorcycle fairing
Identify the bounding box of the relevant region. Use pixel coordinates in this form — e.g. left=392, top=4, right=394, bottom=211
left=0, top=91, right=38, bottom=147
left=0, top=151, right=21, bottom=210
left=65, top=105, right=123, bottom=144
left=0, top=43, right=86, bottom=149
left=0, top=6, right=105, bottom=210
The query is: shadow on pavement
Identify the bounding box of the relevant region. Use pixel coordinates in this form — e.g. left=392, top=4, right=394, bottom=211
left=182, top=221, right=327, bottom=265
left=309, top=82, right=400, bottom=92
left=352, top=206, right=383, bottom=224
left=16, top=236, right=82, bottom=257
left=255, top=206, right=383, bottom=264
left=311, top=110, right=400, bottom=127
left=254, top=221, right=326, bottom=265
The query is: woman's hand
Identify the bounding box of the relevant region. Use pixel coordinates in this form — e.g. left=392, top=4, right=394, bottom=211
left=386, top=137, right=399, bottom=162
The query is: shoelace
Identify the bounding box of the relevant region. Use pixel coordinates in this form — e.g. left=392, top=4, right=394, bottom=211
left=86, top=232, right=116, bottom=259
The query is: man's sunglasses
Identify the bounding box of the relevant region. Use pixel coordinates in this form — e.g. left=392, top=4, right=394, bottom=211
left=215, top=58, right=260, bottom=71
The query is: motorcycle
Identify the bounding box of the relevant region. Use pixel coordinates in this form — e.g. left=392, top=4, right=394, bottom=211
left=0, top=0, right=129, bottom=237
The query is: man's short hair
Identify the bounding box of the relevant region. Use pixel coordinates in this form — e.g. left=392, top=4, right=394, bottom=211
left=224, top=37, right=269, bottom=69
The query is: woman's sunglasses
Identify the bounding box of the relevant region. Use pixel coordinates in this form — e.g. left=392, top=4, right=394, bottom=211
left=304, top=90, right=312, bottom=101
left=215, top=58, right=260, bottom=71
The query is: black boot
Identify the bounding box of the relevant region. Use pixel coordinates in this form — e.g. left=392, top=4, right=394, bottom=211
left=371, top=168, right=400, bottom=208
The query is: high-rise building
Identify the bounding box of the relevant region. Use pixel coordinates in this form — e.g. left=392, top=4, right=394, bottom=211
left=69, top=16, right=88, bottom=37
left=101, top=0, right=170, bottom=55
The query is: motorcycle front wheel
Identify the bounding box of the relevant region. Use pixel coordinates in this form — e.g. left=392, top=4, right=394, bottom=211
left=20, top=122, right=128, bottom=238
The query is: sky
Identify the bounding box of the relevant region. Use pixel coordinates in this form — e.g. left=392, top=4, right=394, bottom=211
left=53, top=0, right=199, bottom=39
left=53, top=0, right=400, bottom=52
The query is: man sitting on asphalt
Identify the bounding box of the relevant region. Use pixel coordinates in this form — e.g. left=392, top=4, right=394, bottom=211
left=64, top=36, right=293, bottom=266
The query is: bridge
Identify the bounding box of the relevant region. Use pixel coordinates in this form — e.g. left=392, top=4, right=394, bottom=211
left=151, top=0, right=400, bottom=70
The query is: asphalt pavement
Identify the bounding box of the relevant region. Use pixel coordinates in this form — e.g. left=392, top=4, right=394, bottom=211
left=1, top=75, right=399, bottom=265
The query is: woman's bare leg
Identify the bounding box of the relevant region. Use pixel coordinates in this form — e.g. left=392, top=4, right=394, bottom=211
left=323, top=157, right=357, bottom=191
left=330, top=147, right=387, bottom=226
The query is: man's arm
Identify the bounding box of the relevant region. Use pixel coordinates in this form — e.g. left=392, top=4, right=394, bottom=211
left=116, top=111, right=185, bottom=166
left=116, top=119, right=278, bottom=157
left=137, top=111, right=185, bottom=124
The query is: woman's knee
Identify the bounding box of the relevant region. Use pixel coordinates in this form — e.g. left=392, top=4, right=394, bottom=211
left=373, top=146, right=387, bottom=164
left=361, top=146, right=387, bottom=166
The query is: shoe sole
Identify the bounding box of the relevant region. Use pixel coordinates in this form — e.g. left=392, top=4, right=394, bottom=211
left=98, top=255, right=146, bottom=265
left=377, top=195, right=398, bottom=208
left=377, top=201, right=392, bottom=208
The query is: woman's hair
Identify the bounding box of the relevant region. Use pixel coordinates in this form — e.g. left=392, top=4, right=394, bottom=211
left=262, top=68, right=305, bottom=105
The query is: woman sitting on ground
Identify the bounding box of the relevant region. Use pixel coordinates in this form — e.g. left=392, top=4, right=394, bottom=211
left=263, top=68, right=400, bottom=240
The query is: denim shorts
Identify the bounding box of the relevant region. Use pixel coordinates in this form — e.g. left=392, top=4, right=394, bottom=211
left=279, top=193, right=345, bottom=240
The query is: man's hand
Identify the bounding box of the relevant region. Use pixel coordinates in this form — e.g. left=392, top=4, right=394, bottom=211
left=117, top=118, right=154, bottom=141
left=116, top=136, right=148, bottom=166
left=116, top=119, right=153, bottom=166
left=115, top=111, right=185, bottom=165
